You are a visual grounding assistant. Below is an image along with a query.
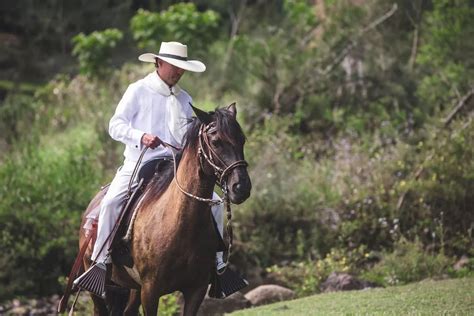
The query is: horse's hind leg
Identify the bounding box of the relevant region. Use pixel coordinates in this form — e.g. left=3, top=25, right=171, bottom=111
left=182, top=285, right=208, bottom=316
left=124, top=289, right=141, bottom=316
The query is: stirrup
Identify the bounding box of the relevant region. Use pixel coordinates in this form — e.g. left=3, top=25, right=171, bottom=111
left=209, top=266, right=248, bottom=299
left=73, top=262, right=107, bottom=298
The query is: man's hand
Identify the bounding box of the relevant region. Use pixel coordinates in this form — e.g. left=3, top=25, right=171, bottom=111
left=141, top=133, right=163, bottom=149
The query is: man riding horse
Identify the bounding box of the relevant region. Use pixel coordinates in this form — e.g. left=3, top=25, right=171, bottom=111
left=73, top=41, right=240, bottom=298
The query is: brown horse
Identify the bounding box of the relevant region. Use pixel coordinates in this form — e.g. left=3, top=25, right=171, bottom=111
left=78, top=103, right=251, bottom=315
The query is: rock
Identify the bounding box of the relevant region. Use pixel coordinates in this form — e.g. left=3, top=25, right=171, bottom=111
left=0, top=295, right=65, bottom=316
left=320, top=272, right=375, bottom=293
left=244, top=284, right=295, bottom=307
left=48, top=294, right=60, bottom=304
left=10, top=306, right=30, bottom=316
left=197, top=292, right=251, bottom=316
left=28, top=298, right=40, bottom=308
left=453, top=255, right=470, bottom=271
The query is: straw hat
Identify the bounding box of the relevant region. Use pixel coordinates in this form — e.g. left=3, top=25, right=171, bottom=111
left=138, top=41, right=206, bottom=72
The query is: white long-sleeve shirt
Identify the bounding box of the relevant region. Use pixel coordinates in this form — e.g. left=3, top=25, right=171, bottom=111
left=109, top=73, right=193, bottom=164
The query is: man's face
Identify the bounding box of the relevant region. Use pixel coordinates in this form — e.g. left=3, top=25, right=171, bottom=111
left=157, top=59, right=185, bottom=86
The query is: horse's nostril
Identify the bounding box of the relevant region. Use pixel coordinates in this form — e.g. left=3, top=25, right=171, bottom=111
left=232, top=182, right=247, bottom=194
left=233, top=183, right=242, bottom=193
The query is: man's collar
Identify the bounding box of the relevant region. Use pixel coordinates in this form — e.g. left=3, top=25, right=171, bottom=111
left=144, top=71, right=181, bottom=96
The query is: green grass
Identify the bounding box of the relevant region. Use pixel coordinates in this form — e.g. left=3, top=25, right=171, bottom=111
left=231, top=277, right=474, bottom=315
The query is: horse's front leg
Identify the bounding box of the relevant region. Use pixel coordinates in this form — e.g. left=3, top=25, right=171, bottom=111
left=141, top=282, right=160, bottom=315
left=182, top=285, right=208, bottom=316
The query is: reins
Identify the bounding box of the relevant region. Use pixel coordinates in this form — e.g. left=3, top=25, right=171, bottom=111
left=170, top=146, right=223, bottom=206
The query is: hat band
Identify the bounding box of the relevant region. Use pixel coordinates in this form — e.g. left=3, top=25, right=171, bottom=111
left=158, top=53, right=188, bottom=61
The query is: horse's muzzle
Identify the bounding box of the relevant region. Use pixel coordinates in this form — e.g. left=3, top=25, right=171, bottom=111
left=229, top=177, right=251, bottom=204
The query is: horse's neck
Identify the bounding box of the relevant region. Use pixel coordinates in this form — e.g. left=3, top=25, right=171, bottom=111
left=177, top=145, right=214, bottom=194
left=170, top=145, right=215, bottom=221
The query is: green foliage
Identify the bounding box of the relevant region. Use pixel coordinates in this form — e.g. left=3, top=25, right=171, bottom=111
left=72, top=28, right=123, bottom=77
left=231, top=0, right=320, bottom=127
left=362, top=238, right=453, bottom=286
left=448, top=258, right=474, bottom=279
left=418, top=0, right=474, bottom=67
left=231, top=0, right=422, bottom=135
left=267, top=246, right=369, bottom=297
left=234, top=117, right=339, bottom=268
left=159, top=292, right=180, bottom=316
left=234, top=113, right=473, bottom=273
left=0, top=65, right=145, bottom=299
left=417, top=0, right=474, bottom=110
left=0, top=127, right=104, bottom=300
left=130, top=3, right=220, bottom=54
left=284, top=0, right=318, bottom=33
left=395, top=121, right=474, bottom=254
left=0, top=93, right=36, bottom=144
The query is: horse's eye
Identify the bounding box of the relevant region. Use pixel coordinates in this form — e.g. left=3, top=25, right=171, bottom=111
left=211, top=139, right=222, bottom=147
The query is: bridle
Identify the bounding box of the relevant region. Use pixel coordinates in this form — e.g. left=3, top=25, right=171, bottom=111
left=198, top=124, right=248, bottom=189
left=171, top=123, right=248, bottom=205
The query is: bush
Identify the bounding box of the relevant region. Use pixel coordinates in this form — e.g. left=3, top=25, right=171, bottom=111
left=72, top=28, right=123, bottom=77
left=417, top=0, right=474, bottom=111
left=0, top=126, right=104, bottom=300
left=130, top=3, right=220, bottom=55
left=266, top=246, right=370, bottom=297
left=233, top=116, right=341, bottom=269
left=231, top=111, right=473, bottom=275
left=448, top=257, right=474, bottom=279
left=0, top=93, right=36, bottom=145
left=392, top=120, right=474, bottom=254
left=362, top=238, right=453, bottom=286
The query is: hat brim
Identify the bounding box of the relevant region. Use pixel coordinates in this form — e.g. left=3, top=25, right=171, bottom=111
left=138, top=53, right=206, bottom=73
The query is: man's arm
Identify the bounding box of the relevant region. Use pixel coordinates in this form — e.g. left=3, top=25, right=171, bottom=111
left=108, top=84, right=146, bottom=150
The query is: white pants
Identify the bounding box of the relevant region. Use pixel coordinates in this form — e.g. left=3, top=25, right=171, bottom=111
left=91, top=161, right=224, bottom=265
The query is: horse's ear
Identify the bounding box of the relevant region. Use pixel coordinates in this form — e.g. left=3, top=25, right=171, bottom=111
left=227, top=102, right=237, bottom=118
left=189, top=103, right=212, bottom=125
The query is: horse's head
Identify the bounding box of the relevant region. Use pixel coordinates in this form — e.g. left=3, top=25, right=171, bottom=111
left=188, top=103, right=251, bottom=204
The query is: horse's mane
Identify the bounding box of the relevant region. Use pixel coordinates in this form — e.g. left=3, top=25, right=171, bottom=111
left=183, top=107, right=246, bottom=149
left=140, top=107, right=246, bottom=209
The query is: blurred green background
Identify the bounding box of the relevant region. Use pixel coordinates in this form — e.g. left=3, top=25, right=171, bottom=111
left=0, top=0, right=473, bottom=302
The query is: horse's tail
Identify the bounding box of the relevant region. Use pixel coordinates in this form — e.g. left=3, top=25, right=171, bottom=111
left=57, top=228, right=96, bottom=313
left=57, top=186, right=108, bottom=313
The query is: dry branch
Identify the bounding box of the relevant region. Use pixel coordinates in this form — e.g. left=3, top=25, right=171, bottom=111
left=443, top=88, right=474, bottom=126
